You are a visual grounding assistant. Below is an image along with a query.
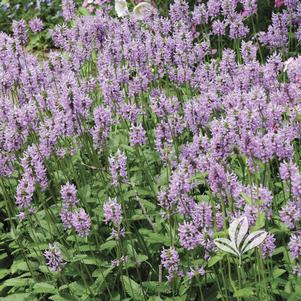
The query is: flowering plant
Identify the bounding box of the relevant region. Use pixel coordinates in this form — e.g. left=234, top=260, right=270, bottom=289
left=1, top=0, right=301, bottom=300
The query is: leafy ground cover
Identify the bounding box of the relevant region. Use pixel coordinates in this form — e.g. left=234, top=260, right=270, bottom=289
left=1, top=0, right=301, bottom=300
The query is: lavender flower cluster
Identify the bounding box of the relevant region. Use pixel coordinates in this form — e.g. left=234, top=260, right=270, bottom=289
left=2, top=0, right=301, bottom=298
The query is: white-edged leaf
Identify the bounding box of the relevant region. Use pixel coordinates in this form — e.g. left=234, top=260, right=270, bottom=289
left=229, top=216, right=245, bottom=247
left=241, top=230, right=267, bottom=254
left=236, top=216, right=248, bottom=249
left=214, top=238, right=240, bottom=256
left=133, top=2, right=154, bottom=20
left=284, top=57, right=294, bottom=72
left=115, top=0, right=129, bottom=17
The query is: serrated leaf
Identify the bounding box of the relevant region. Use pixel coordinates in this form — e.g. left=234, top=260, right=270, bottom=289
left=0, top=293, right=32, bottom=301
left=142, top=281, right=170, bottom=293
left=10, top=260, right=29, bottom=273
left=91, top=268, right=113, bottom=293
left=33, top=282, right=57, bottom=294
left=136, top=254, right=148, bottom=264
left=99, top=240, right=117, bottom=251
left=273, top=268, right=286, bottom=278
left=121, top=276, right=144, bottom=301
left=49, top=294, right=80, bottom=301
left=234, top=287, right=253, bottom=297
left=3, top=277, right=33, bottom=287
left=208, top=255, right=224, bottom=267
left=0, top=269, right=10, bottom=280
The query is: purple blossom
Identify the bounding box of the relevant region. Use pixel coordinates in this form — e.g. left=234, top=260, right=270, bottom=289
left=161, top=247, right=180, bottom=281
left=280, top=200, right=301, bottom=229
left=44, top=243, right=65, bottom=272
left=60, top=182, right=79, bottom=207
left=21, top=145, right=48, bottom=190
left=259, top=12, right=289, bottom=49
left=12, top=20, right=27, bottom=45
left=260, top=233, right=276, bottom=258
left=62, top=0, right=76, bottom=22
left=71, top=208, right=91, bottom=237
left=241, top=41, right=257, bottom=63
left=292, top=172, right=301, bottom=199
left=279, top=160, right=298, bottom=181
left=293, top=264, right=301, bottom=277
left=129, top=123, right=147, bottom=146
left=169, top=165, right=195, bottom=199
left=207, top=162, right=227, bottom=194
left=60, top=207, right=74, bottom=229
left=111, top=227, right=126, bottom=240
left=109, top=150, right=128, bottom=186
left=91, top=105, right=112, bottom=149
left=16, top=176, right=35, bottom=211
left=60, top=182, right=79, bottom=229
left=103, top=197, right=123, bottom=226
left=215, top=207, right=224, bottom=230
left=178, top=221, right=203, bottom=250
left=212, top=20, right=226, bottom=36
left=187, top=266, right=205, bottom=279
left=191, top=202, right=213, bottom=230
left=29, top=18, right=44, bottom=32
left=111, top=255, right=128, bottom=268
left=289, top=233, right=301, bottom=258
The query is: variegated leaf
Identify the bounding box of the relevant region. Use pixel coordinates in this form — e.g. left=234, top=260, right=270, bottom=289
left=235, top=216, right=249, bottom=249
left=229, top=216, right=245, bottom=247
left=214, top=238, right=240, bottom=257
left=241, top=230, right=267, bottom=254
left=115, top=0, right=129, bottom=17
left=133, top=2, right=154, bottom=20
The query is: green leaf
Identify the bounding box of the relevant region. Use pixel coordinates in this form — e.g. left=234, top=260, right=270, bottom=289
left=71, top=254, right=87, bottom=262
left=69, top=282, right=86, bottom=297
left=139, top=199, right=156, bottom=210
left=78, top=7, right=90, bottom=16
left=0, top=269, right=10, bottom=280
left=208, top=255, right=224, bottom=267
left=0, top=252, right=8, bottom=260
left=251, top=212, right=265, bottom=231
left=121, top=276, right=144, bottom=301
left=136, top=254, right=148, bottom=264
left=273, top=268, right=286, bottom=278
left=139, top=231, right=170, bottom=245
left=0, top=293, right=32, bottom=301
left=234, top=288, right=254, bottom=298
left=49, top=295, right=80, bottom=301
left=91, top=268, right=113, bottom=293
left=142, top=281, right=170, bottom=293
left=82, top=257, right=99, bottom=265
left=3, top=277, right=33, bottom=287
left=148, top=297, right=163, bottom=301
left=10, top=260, right=29, bottom=273
left=33, top=282, right=57, bottom=294
left=99, top=240, right=117, bottom=251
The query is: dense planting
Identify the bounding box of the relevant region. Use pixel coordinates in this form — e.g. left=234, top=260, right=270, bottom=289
left=1, top=0, right=301, bottom=300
